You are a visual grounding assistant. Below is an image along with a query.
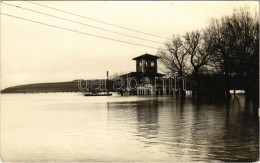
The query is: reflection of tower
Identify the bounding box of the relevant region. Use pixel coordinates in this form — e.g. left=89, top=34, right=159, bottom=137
left=132, top=53, right=159, bottom=73
left=136, top=99, right=159, bottom=140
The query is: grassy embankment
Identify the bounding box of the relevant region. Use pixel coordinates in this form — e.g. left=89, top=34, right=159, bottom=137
left=1, top=79, right=115, bottom=93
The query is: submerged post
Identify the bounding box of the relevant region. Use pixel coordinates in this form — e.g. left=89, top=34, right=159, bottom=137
left=107, top=71, right=109, bottom=95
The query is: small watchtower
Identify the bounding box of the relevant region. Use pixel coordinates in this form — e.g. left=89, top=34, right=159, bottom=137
left=132, top=53, right=159, bottom=73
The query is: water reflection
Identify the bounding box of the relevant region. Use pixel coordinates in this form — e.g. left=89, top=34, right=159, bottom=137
left=135, top=100, right=159, bottom=141
left=189, top=96, right=259, bottom=161
left=216, top=97, right=259, bottom=162
left=107, top=95, right=259, bottom=161
left=1, top=94, right=259, bottom=162
left=107, top=99, right=160, bottom=147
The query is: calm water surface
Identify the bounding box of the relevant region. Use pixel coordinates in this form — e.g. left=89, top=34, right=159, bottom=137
left=0, top=93, right=259, bottom=162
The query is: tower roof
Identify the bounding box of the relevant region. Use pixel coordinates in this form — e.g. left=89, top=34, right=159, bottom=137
left=132, top=53, right=160, bottom=60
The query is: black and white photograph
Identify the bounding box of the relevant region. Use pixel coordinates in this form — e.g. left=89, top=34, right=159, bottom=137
left=0, top=0, right=259, bottom=162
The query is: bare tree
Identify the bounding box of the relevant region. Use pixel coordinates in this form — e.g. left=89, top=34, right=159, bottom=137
left=157, top=35, right=189, bottom=76
left=157, top=35, right=189, bottom=96
left=183, top=30, right=215, bottom=95
left=157, top=7, right=258, bottom=98
left=206, top=7, right=259, bottom=98
left=226, top=8, right=259, bottom=99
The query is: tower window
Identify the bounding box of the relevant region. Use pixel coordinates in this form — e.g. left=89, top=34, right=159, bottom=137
left=151, top=62, right=154, bottom=67
left=139, top=62, right=142, bottom=66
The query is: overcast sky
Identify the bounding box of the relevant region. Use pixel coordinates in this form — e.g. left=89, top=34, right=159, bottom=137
left=1, top=1, right=258, bottom=89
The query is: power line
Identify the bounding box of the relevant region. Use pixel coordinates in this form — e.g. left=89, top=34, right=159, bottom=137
left=24, top=0, right=171, bottom=40
left=2, top=2, right=163, bottom=44
left=0, top=13, right=158, bottom=49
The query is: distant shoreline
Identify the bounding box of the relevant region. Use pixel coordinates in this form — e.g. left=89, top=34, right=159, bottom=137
left=1, top=80, right=246, bottom=95
left=1, top=80, right=84, bottom=94
left=1, top=79, right=116, bottom=94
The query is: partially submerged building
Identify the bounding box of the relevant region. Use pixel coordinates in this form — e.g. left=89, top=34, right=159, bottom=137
left=120, top=53, right=166, bottom=95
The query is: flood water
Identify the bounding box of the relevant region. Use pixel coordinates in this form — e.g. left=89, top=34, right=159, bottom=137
left=0, top=93, right=259, bottom=162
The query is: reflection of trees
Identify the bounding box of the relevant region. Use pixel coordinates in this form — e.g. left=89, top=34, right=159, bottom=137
left=214, top=96, right=259, bottom=162
left=156, top=96, right=197, bottom=158
left=106, top=96, right=258, bottom=161
left=188, top=96, right=227, bottom=160
left=190, top=95, right=259, bottom=161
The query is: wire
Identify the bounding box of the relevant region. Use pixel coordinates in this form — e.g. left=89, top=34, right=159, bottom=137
left=1, top=13, right=158, bottom=49
left=2, top=2, right=163, bottom=44
left=24, top=0, right=171, bottom=40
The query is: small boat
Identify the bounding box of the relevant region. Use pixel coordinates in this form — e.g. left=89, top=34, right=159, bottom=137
left=84, top=93, right=112, bottom=96
left=83, top=71, right=112, bottom=97
left=84, top=90, right=112, bottom=96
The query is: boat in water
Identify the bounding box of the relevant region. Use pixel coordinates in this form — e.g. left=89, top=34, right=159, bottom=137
left=84, top=92, right=112, bottom=96
left=83, top=71, right=112, bottom=96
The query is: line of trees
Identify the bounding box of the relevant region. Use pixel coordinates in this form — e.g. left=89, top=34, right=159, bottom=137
left=157, top=7, right=259, bottom=99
